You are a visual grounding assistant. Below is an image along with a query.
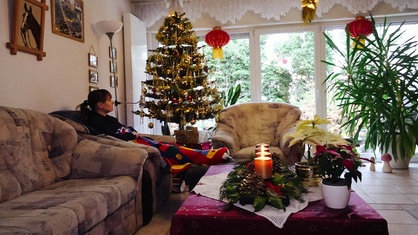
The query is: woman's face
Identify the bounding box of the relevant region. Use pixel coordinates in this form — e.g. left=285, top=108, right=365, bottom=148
left=97, top=95, right=114, bottom=114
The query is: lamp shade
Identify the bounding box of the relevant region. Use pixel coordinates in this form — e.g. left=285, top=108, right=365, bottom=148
left=205, top=26, right=230, bottom=59
left=96, top=20, right=123, bottom=34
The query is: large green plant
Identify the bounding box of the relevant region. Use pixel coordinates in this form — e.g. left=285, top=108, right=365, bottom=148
left=323, top=16, right=418, bottom=161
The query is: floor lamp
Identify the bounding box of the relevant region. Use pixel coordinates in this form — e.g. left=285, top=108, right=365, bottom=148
left=95, top=20, right=123, bottom=119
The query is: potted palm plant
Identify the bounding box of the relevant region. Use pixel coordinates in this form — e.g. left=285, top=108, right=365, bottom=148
left=323, top=15, right=418, bottom=168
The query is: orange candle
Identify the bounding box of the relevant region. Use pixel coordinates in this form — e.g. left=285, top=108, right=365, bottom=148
left=254, top=152, right=273, bottom=179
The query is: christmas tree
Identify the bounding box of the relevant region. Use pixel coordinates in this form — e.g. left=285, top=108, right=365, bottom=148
left=135, top=11, right=222, bottom=133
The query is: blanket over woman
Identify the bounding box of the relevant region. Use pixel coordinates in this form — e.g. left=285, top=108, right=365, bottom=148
left=87, top=112, right=229, bottom=174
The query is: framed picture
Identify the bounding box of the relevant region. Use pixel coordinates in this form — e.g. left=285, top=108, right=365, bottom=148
left=109, top=47, right=117, bottom=58
left=88, top=53, right=98, bottom=67
left=51, top=0, right=84, bottom=42
left=110, top=75, right=118, bottom=88
left=6, top=0, right=48, bottom=61
left=110, top=60, right=117, bottom=73
left=89, top=69, right=98, bottom=83
left=89, top=86, right=98, bottom=92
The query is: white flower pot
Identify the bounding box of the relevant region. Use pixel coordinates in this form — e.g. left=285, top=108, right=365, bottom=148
left=321, top=180, right=351, bottom=209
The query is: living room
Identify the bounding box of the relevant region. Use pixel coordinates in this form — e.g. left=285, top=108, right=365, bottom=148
left=1, top=0, right=417, bottom=129
left=1, top=0, right=418, bottom=234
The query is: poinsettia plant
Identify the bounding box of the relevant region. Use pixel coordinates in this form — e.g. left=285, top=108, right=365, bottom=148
left=286, top=115, right=372, bottom=188
left=286, top=115, right=348, bottom=162
left=313, top=144, right=369, bottom=188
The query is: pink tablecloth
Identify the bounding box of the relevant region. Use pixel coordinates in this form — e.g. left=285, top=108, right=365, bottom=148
left=170, top=164, right=389, bottom=235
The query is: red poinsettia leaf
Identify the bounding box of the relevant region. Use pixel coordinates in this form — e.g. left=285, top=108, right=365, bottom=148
left=343, top=159, right=355, bottom=171
left=265, top=181, right=282, bottom=195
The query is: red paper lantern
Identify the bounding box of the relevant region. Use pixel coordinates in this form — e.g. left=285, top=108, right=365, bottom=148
left=205, top=26, right=230, bottom=59
left=347, top=16, right=373, bottom=47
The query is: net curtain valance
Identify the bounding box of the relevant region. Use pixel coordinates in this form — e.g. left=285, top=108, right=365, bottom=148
left=132, top=0, right=418, bottom=27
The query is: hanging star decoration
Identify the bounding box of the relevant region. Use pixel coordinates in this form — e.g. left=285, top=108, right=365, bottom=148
left=302, top=0, right=318, bottom=24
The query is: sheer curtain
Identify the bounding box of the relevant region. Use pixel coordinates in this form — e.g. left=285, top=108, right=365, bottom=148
left=132, top=0, right=418, bottom=27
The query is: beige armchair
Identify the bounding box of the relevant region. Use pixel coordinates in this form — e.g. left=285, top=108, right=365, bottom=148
left=211, top=102, right=303, bottom=165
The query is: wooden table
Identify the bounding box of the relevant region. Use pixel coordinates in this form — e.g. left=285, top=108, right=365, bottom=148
left=170, top=164, right=389, bottom=235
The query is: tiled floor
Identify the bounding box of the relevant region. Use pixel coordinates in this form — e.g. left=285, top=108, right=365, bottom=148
left=137, top=162, right=418, bottom=235
left=354, top=162, right=418, bottom=235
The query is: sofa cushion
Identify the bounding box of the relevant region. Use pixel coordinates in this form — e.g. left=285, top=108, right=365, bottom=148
left=0, top=106, right=77, bottom=202
left=0, top=176, right=136, bottom=234
left=217, top=103, right=301, bottom=148
left=49, top=110, right=100, bottom=135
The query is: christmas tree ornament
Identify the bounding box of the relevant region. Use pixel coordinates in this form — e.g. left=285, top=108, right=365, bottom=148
left=148, top=122, right=154, bottom=128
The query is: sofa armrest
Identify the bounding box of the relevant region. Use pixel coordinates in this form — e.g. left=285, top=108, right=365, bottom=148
left=70, top=138, right=148, bottom=179
left=211, top=123, right=240, bottom=154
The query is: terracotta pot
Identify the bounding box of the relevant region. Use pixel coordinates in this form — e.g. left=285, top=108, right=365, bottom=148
left=321, top=179, right=351, bottom=209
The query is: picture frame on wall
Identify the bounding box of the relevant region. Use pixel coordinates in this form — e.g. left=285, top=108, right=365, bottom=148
left=88, top=53, right=98, bottom=67
left=6, top=0, right=48, bottom=61
left=89, top=69, right=98, bottom=83
left=51, top=0, right=84, bottom=42
left=109, top=47, right=117, bottom=59
left=110, top=60, right=117, bottom=73
left=110, top=75, right=118, bottom=88
left=89, top=86, right=99, bottom=92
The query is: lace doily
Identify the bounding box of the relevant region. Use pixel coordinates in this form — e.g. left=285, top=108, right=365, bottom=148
left=192, top=171, right=322, bottom=228
left=132, top=0, right=418, bottom=27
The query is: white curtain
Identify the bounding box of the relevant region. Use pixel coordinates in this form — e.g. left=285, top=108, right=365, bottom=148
left=132, top=0, right=418, bottom=27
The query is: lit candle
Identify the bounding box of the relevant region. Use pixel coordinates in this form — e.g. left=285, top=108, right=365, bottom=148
left=255, top=143, right=270, bottom=153
left=254, top=152, right=273, bottom=179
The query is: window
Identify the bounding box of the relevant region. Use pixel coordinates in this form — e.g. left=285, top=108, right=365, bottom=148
left=200, top=35, right=251, bottom=104
left=195, top=36, right=251, bottom=131
left=260, top=32, right=315, bottom=119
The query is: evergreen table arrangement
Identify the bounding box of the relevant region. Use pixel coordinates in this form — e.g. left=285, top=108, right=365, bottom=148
left=220, top=152, right=308, bottom=212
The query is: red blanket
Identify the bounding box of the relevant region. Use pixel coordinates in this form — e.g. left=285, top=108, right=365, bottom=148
left=134, top=136, right=229, bottom=174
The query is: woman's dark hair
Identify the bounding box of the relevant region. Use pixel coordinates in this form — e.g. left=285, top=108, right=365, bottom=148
left=78, top=89, right=112, bottom=116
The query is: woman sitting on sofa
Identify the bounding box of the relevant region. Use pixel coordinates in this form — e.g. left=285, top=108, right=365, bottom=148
left=78, top=89, right=229, bottom=177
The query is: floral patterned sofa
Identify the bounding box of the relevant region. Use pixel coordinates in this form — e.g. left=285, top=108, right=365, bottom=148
left=0, top=106, right=170, bottom=234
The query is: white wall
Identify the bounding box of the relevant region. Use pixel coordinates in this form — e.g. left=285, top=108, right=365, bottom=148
left=0, top=0, right=131, bottom=123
